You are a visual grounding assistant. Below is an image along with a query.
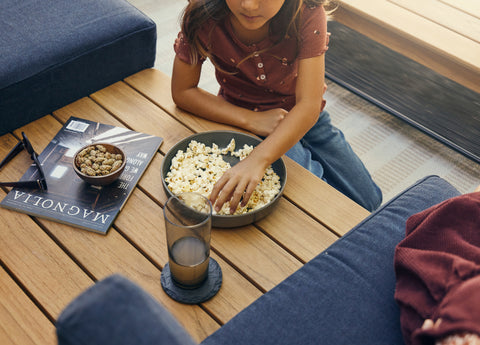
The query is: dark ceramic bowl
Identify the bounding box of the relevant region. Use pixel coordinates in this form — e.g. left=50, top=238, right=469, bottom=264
left=161, top=131, right=287, bottom=228
left=73, top=143, right=126, bottom=186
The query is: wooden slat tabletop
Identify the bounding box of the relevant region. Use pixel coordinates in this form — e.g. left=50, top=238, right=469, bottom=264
left=0, top=266, right=56, bottom=345
left=0, top=69, right=369, bottom=343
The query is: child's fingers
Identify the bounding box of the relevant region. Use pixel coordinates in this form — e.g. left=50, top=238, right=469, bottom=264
left=228, top=181, right=249, bottom=214
left=209, top=176, right=228, bottom=209
left=211, top=173, right=239, bottom=213
left=240, top=181, right=257, bottom=208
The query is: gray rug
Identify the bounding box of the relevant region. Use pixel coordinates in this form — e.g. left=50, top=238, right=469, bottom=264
left=325, top=80, right=480, bottom=202
left=325, top=21, right=480, bottom=164
left=130, top=0, right=480, bottom=203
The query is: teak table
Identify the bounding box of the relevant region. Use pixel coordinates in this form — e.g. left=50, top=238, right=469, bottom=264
left=0, top=69, right=369, bottom=344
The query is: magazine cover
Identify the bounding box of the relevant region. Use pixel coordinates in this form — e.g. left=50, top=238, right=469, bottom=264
left=0, top=117, right=163, bottom=234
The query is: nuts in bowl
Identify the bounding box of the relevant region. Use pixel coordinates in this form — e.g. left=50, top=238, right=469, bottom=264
left=73, top=143, right=126, bottom=186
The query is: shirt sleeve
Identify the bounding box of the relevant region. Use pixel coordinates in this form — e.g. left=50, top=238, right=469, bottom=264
left=173, top=31, right=205, bottom=65
left=394, top=192, right=480, bottom=345
left=298, top=5, right=329, bottom=60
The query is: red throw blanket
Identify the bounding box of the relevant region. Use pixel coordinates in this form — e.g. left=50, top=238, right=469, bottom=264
left=394, top=192, right=480, bottom=345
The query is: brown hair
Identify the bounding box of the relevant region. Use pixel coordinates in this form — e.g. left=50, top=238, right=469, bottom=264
left=181, top=0, right=336, bottom=66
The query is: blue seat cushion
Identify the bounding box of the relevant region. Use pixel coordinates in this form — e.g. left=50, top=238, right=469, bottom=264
left=201, top=175, right=460, bottom=345
left=55, top=176, right=460, bottom=345
left=56, top=275, right=197, bottom=345
left=0, top=0, right=156, bottom=134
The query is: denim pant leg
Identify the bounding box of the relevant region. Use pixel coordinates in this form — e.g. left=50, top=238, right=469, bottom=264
left=286, top=111, right=382, bottom=211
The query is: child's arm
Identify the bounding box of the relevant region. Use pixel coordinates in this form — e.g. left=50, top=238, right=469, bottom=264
left=171, top=57, right=286, bottom=137
left=209, top=54, right=326, bottom=213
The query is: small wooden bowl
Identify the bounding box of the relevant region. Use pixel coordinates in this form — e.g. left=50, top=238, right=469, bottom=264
left=73, top=143, right=126, bottom=186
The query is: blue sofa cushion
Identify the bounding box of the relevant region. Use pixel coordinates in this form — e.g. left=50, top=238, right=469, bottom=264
left=56, top=275, right=197, bottom=345
left=0, top=0, right=156, bottom=135
left=55, top=175, right=460, bottom=345
left=201, top=175, right=460, bottom=345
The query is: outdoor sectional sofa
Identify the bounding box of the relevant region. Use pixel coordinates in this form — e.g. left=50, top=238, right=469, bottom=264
left=0, top=0, right=156, bottom=135
left=56, top=175, right=460, bottom=345
left=3, top=2, right=466, bottom=343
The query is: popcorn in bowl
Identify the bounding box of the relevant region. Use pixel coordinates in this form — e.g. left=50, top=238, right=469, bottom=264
left=165, top=139, right=281, bottom=215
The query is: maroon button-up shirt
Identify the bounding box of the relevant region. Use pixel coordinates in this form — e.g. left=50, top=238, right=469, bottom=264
left=174, top=5, right=328, bottom=112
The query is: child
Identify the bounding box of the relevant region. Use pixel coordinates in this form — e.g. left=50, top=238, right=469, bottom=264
left=172, top=0, right=382, bottom=213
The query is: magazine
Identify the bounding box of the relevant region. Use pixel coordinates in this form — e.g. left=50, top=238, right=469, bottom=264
left=0, top=117, right=163, bottom=234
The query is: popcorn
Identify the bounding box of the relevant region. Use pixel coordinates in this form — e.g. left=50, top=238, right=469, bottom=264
left=165, top=139, right=281, bottom=215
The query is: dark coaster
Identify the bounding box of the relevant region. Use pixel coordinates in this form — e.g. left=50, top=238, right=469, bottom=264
left=161, top=258, right=222, bottom=304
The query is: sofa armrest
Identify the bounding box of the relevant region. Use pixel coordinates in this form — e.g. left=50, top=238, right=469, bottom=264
left=201, top=175, right=460, bottom=345
left=0, top=0, right=156, bottom=135
left=56, top=275, right=197, bottom=345
left=56, top=175, right=460, bottom=345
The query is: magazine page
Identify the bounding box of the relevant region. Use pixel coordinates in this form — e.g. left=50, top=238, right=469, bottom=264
left=0, top=117, right=163, bottom=234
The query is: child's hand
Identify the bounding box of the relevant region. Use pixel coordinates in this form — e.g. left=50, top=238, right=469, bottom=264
left=209, top=155, right=268, bottom=214
left=248, top=108, right=287, bottom=137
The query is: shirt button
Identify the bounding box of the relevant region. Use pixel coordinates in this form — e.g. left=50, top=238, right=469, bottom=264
left=257, top=62, right=263, bottom=68
left=259, top=74, right=266, bottom=80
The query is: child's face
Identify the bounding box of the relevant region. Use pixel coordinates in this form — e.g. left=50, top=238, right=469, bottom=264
left=226, top=0, right=285, bottom=35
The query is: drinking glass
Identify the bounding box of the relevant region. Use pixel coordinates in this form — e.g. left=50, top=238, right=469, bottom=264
left=163, top=192, right=212, bottom=289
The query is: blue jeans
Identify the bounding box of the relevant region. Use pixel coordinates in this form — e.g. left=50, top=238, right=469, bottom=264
left=285, top=111, right=382, bottom=211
